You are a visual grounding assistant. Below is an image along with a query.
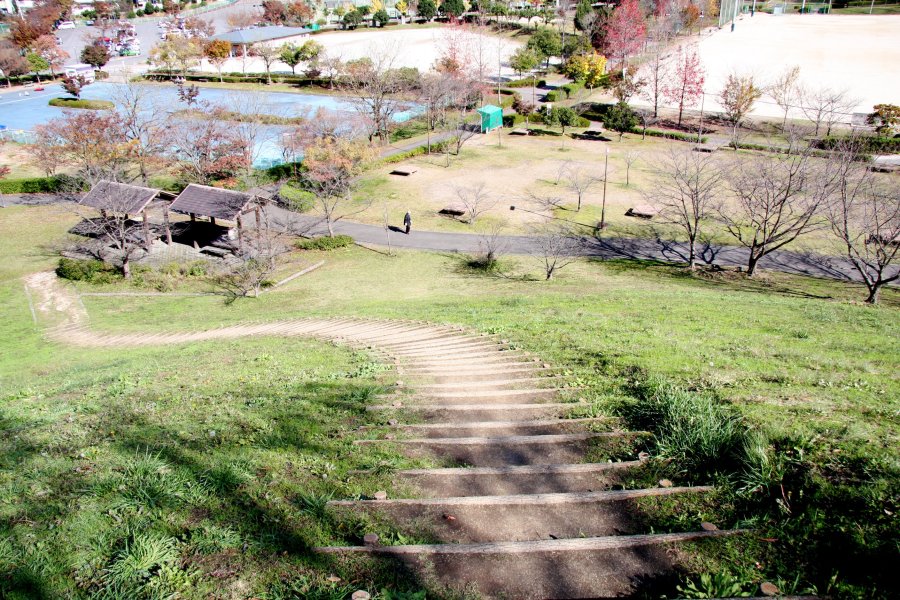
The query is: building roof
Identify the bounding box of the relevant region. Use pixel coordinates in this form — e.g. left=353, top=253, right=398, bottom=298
left=212, top=25, right=310, bottom=45
left=169, top=184, right=255, bottom=221
left=80, top=180, right=161, bottom=214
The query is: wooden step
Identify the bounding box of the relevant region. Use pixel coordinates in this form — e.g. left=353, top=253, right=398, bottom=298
left=365, top=402, right=590, bottom=423
left=385, top=417, right=615, bottom=438
left=397, top=461, right=642, bottom=497
left=315, top=530, right=745, bottom=599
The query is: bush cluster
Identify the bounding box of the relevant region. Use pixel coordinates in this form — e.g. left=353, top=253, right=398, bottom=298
left=48, top=98, right=115, bottom=110
left=559, top=81, right=583, bottom=98
left=504, top=78, right=547, bottom=88
left=630, top=127, right=708, bottom=144
left=56, top=258, right=120, bottom=283
left=544, top=90, right=563, bottom=103
left=296, top=235, right=354, bottom=250
left=812, top=136, right=900, bottom=154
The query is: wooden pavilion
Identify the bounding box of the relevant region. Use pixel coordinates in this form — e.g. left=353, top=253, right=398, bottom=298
left=168, top=184, right=263, bottom=251
left=79, top=180, right=175, bottom=247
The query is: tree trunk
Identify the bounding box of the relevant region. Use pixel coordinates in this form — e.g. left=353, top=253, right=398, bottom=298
left=327, top=219, right=335, bottom=237
left=688, top=237, right=696, bottom=270
left=865, top=284, right=881, bottom=304
left=746, top=253, right=760, bottom=277
left=122, top=257, right=131, bottom=279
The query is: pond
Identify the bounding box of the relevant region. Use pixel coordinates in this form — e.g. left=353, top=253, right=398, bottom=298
left=0, top=82, right=418, bottom=167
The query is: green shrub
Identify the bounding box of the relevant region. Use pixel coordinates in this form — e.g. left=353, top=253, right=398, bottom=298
left=560, top=81, right=583, bottom=98
left=279, top=184, right=315, bottom=212
left=630, top=127, right=708, bottom=144
left=0, top=175, right=78, bottom=194
left=296, top=235, right=354, bottom=250
left=502, top=113, right=527, bottom=127
left=544, top=90, right=562, bottom=103
left=812, top=135, right=900, bottom=153
left=49, top=98, right=114, bottom=110
left=574, top=116, right=591, bottom=128
left=56, top=258, right=120, bottom=283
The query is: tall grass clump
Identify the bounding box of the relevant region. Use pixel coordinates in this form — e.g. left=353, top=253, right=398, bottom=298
left=619, top=377, right=750, bottom=476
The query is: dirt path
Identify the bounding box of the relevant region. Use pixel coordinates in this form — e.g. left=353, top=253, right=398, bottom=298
left=24, top=272, right=738, bottom=598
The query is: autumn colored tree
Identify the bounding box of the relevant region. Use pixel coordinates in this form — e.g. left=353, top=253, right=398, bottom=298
left=0, top=46, right=30, bottom=88
left=718, top=73, right=763, bottom=146
left=663, top=45, right=704, bottom=126
left=302, top=137, right=377, bottom=236
left=867, top=104, right=900, bottom=135
left=81, top=43, right=110, bottom=70
left=167, top=117, right=249, bottom=184
left=288, top=1, right=314, bottom=24
left=204, top=39, right=232, bottom=81
left=34, top=35, right=69, bottom=78
left=564, top=53, right=607, bottom=89
left=9, top=17, right=50, bottom=51
left=604, top=0, right=645, bottom=68
left=33, top=111, right=133, bottom=184
left=61, top=74, right=90, bottom=99
left=262, top=0, right=290, bottom=23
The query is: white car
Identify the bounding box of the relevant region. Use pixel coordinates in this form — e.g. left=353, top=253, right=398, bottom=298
left=57, top=21, right=75, bottom=30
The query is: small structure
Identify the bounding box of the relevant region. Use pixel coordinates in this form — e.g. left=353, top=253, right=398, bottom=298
left=390, top=167, right=418, bottom=176
left=63, top=63, right=96, bottom=83
left=624, top=204, right=659, bottom=220
left=211, top=25, right=311, bottom=58
left=168, top=184, right=262, bottom=252
left=79, top=180, right=172, bottom=247
left=477, top=105, right=503, bottom=133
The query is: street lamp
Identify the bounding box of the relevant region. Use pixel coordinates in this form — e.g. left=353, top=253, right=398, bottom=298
left=600, top=147, right=609, bottom=229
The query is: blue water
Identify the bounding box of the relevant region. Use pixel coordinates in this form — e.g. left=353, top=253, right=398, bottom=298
left=0, top=82, right=418, bottom=167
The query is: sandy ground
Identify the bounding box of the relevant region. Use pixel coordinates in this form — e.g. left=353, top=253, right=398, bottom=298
left=201, top=27, right=524, bottom=79
left=636, top=14, right=900, bottom=120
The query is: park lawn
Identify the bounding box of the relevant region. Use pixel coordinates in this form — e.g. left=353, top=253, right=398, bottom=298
left=1, top=204, right=898, bottom=596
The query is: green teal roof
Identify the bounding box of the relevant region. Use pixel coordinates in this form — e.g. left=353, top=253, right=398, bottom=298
left=477, top=105, right=503, bottom=116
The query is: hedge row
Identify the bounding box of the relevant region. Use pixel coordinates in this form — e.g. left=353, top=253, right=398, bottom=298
left=296, top=234, right=354, bottom=251
left=382, top=139, right=451, bottom=164
left=630, top=127, right=708, bottom=144
left=0, top=175, right=82, bottom=194
left=503, top=77, right=547, bottom=88
left=812, top=136, right=900, bottom=154
left=144, top=71, right=330, bottom=87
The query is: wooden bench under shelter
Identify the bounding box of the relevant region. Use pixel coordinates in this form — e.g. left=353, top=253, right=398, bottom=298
left=168, top=184, right=264, bottom=251
left=79, top=180, right=174, bottom=248
left=390, top=167, right=418, bottom=176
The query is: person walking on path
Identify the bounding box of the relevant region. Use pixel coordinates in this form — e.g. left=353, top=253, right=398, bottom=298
left=404, top=211, right=412, bottom=235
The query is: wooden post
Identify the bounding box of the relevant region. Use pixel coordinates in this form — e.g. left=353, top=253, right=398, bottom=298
left=255, top=206, right=262, bottom=245
left=236, top=214, right=243, bottom=251
left=163, top=206, right=172, bottom=245
left=210, top=217, right=216, bottom=226
left=142, top=210, right=151, bottom=249
left=190, top=213, right=196, bottom=222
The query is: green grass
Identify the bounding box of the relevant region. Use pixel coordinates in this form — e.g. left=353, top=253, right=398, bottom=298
left=1, top=205, right=898, bottom=597
left=48, top=98, right=115, bottom=110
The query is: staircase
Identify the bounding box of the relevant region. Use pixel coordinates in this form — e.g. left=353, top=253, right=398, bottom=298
left=315, top=327, right=741, bottom=599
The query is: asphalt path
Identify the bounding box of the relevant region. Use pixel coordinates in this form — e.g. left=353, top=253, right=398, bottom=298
left=265, top=205, right=894, bottom=285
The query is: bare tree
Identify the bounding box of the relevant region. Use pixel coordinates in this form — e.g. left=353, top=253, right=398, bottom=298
left=524, top=189, right=567, bottom=213
left=721, top=151, right=833, bottom=277
left=250, top=43, right=280, bottom=85
left=474, top=222, right=508, bottom=271
left=825, top=142, right=900, bottom=304
left=210, top=211, right=290, bottom=302
left=768, top=65, right=801, bottom=130
left=719, top=72, right=763, bottom=147
left=640, top=45, right=669, bottom=118
left=634, top=108, right=658, bottom=140
left=453, top=182, right=496, bottom=224
left=225, top=92, right=278, bottom=174
left=623, top=150, right=640, bottom=186
left=112, top=82, right=170, bottom=185
left=226, top=9, right=260, bottom=30
left=341, top=45, right=415, bottom=145
left=647, top=149, right=722, bottom=269
left=554, top=159, right=572, bottom=185
left=799, top=86, right=858, bottom=137
left=566, top=167, right=597, bottom=212
left=531, top=223, right=582, bottom=280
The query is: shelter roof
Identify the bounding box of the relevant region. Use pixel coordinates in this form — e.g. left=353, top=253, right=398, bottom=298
left=80, top=180, right=161, bottom=214
left=477, top=105, right=503, bottom=116
left=169, top=184, right=255, bottom=221
left=212, top=26, right=310, bottom=45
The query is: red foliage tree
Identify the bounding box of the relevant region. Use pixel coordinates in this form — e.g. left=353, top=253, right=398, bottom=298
left=604, top=0, right=646, bottom=67
left=663, top=45, right=705, bottom=126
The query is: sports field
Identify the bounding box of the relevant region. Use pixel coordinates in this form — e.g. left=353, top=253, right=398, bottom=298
left=652, top=14, right=900, bottom=120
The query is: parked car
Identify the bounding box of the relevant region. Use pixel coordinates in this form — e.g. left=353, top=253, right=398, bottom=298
left=57, top=21, right=75, bottom=30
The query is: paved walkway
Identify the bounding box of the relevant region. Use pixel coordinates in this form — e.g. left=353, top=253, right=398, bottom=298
left=267, top=205, right=888, bottom=285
